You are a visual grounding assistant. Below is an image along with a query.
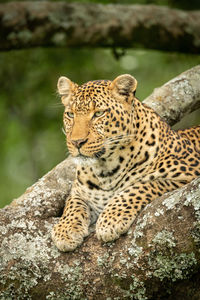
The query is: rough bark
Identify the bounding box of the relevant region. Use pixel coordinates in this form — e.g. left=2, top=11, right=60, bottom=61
left=0, top=65, right=200, bottom=299
left=1, top=2, right=200, bottom=53
left=143, top=64, right=200, bottom=125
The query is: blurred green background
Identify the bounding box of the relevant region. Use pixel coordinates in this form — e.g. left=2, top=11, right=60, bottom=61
left=1, top=0, right=200, bottom=208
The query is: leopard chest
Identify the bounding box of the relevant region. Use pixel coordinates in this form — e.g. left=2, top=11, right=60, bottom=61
left=72, top=158, right=149, bottom=215
left=74, top=169, right=119, bottom=215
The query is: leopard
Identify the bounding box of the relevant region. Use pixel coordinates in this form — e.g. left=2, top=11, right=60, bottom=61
left=52, top=74, right=200, bottom=252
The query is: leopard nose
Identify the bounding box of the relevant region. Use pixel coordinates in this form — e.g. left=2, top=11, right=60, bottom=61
left=71, top=138, right=88, bottom=149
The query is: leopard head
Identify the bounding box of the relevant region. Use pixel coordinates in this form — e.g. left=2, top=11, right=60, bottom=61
left=57, top=74, right=137, bottom=159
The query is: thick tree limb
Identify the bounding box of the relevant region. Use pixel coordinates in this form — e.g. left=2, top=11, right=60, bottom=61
left=143, top=64, right=200, bottom=125
left=0, top=66, right=200, bottom=299
left=1, top=2, right=200, bottom=53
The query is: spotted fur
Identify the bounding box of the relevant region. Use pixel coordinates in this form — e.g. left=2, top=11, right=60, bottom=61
left=52, top=74, right=200, bottom=252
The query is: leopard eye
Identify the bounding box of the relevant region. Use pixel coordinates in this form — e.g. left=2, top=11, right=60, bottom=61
left=66, top=112, right=74, bottom=118
left=93, top=111, right=105, bottom=118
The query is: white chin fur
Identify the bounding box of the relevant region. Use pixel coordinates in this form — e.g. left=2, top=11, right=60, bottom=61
left=72, top=156, right=97, bottom=166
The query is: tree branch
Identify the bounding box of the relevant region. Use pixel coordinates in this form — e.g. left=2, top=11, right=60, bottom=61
left=143, top=65, right=200, bottom=125
left=0, top=66, right=200, bottom=299
left=1, top=2, right=200, bottom=53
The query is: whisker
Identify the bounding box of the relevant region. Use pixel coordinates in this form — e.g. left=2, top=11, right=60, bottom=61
left=94, top=148, right=106, bottom=158
left=48, top=102, right=63, bottom=108
left=62, top=127, right=66, bottom=136
left=52, top=90, right=60, bottom=98
left=106, top=134, right=135, bottom=141
left=105, top=134, right=135, bottom=145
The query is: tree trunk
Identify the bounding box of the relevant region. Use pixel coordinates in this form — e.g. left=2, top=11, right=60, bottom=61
left=0, top=65, right=200, bottom=299
left=1, top=2, right=200, bottom=53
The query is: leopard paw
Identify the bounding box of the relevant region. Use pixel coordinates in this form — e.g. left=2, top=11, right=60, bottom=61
left=96, top=225, right=120, bottom=242
left=51, top=222, right=89, bottom=252
left=96, top=215, right=132, bottom=243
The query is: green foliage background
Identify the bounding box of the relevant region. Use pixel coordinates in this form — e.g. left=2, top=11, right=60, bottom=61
left=1, top=0, right=200, bottom=208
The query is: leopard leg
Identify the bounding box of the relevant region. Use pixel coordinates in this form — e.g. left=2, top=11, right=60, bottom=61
left=52, top=196, right=90, bottom=251
left=96, top=179, right=176, bottom=242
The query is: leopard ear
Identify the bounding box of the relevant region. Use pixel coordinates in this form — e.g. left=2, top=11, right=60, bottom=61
left=110, top=74, right=137, bottom=103
left=57, top=76, right=75, bottom=105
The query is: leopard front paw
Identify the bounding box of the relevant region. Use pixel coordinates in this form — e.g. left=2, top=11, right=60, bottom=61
left=96, top=215, right=133, bottom=243
left=96, top=224, right=120, bottom=242
left=51, top=222, right=89, bottom=252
